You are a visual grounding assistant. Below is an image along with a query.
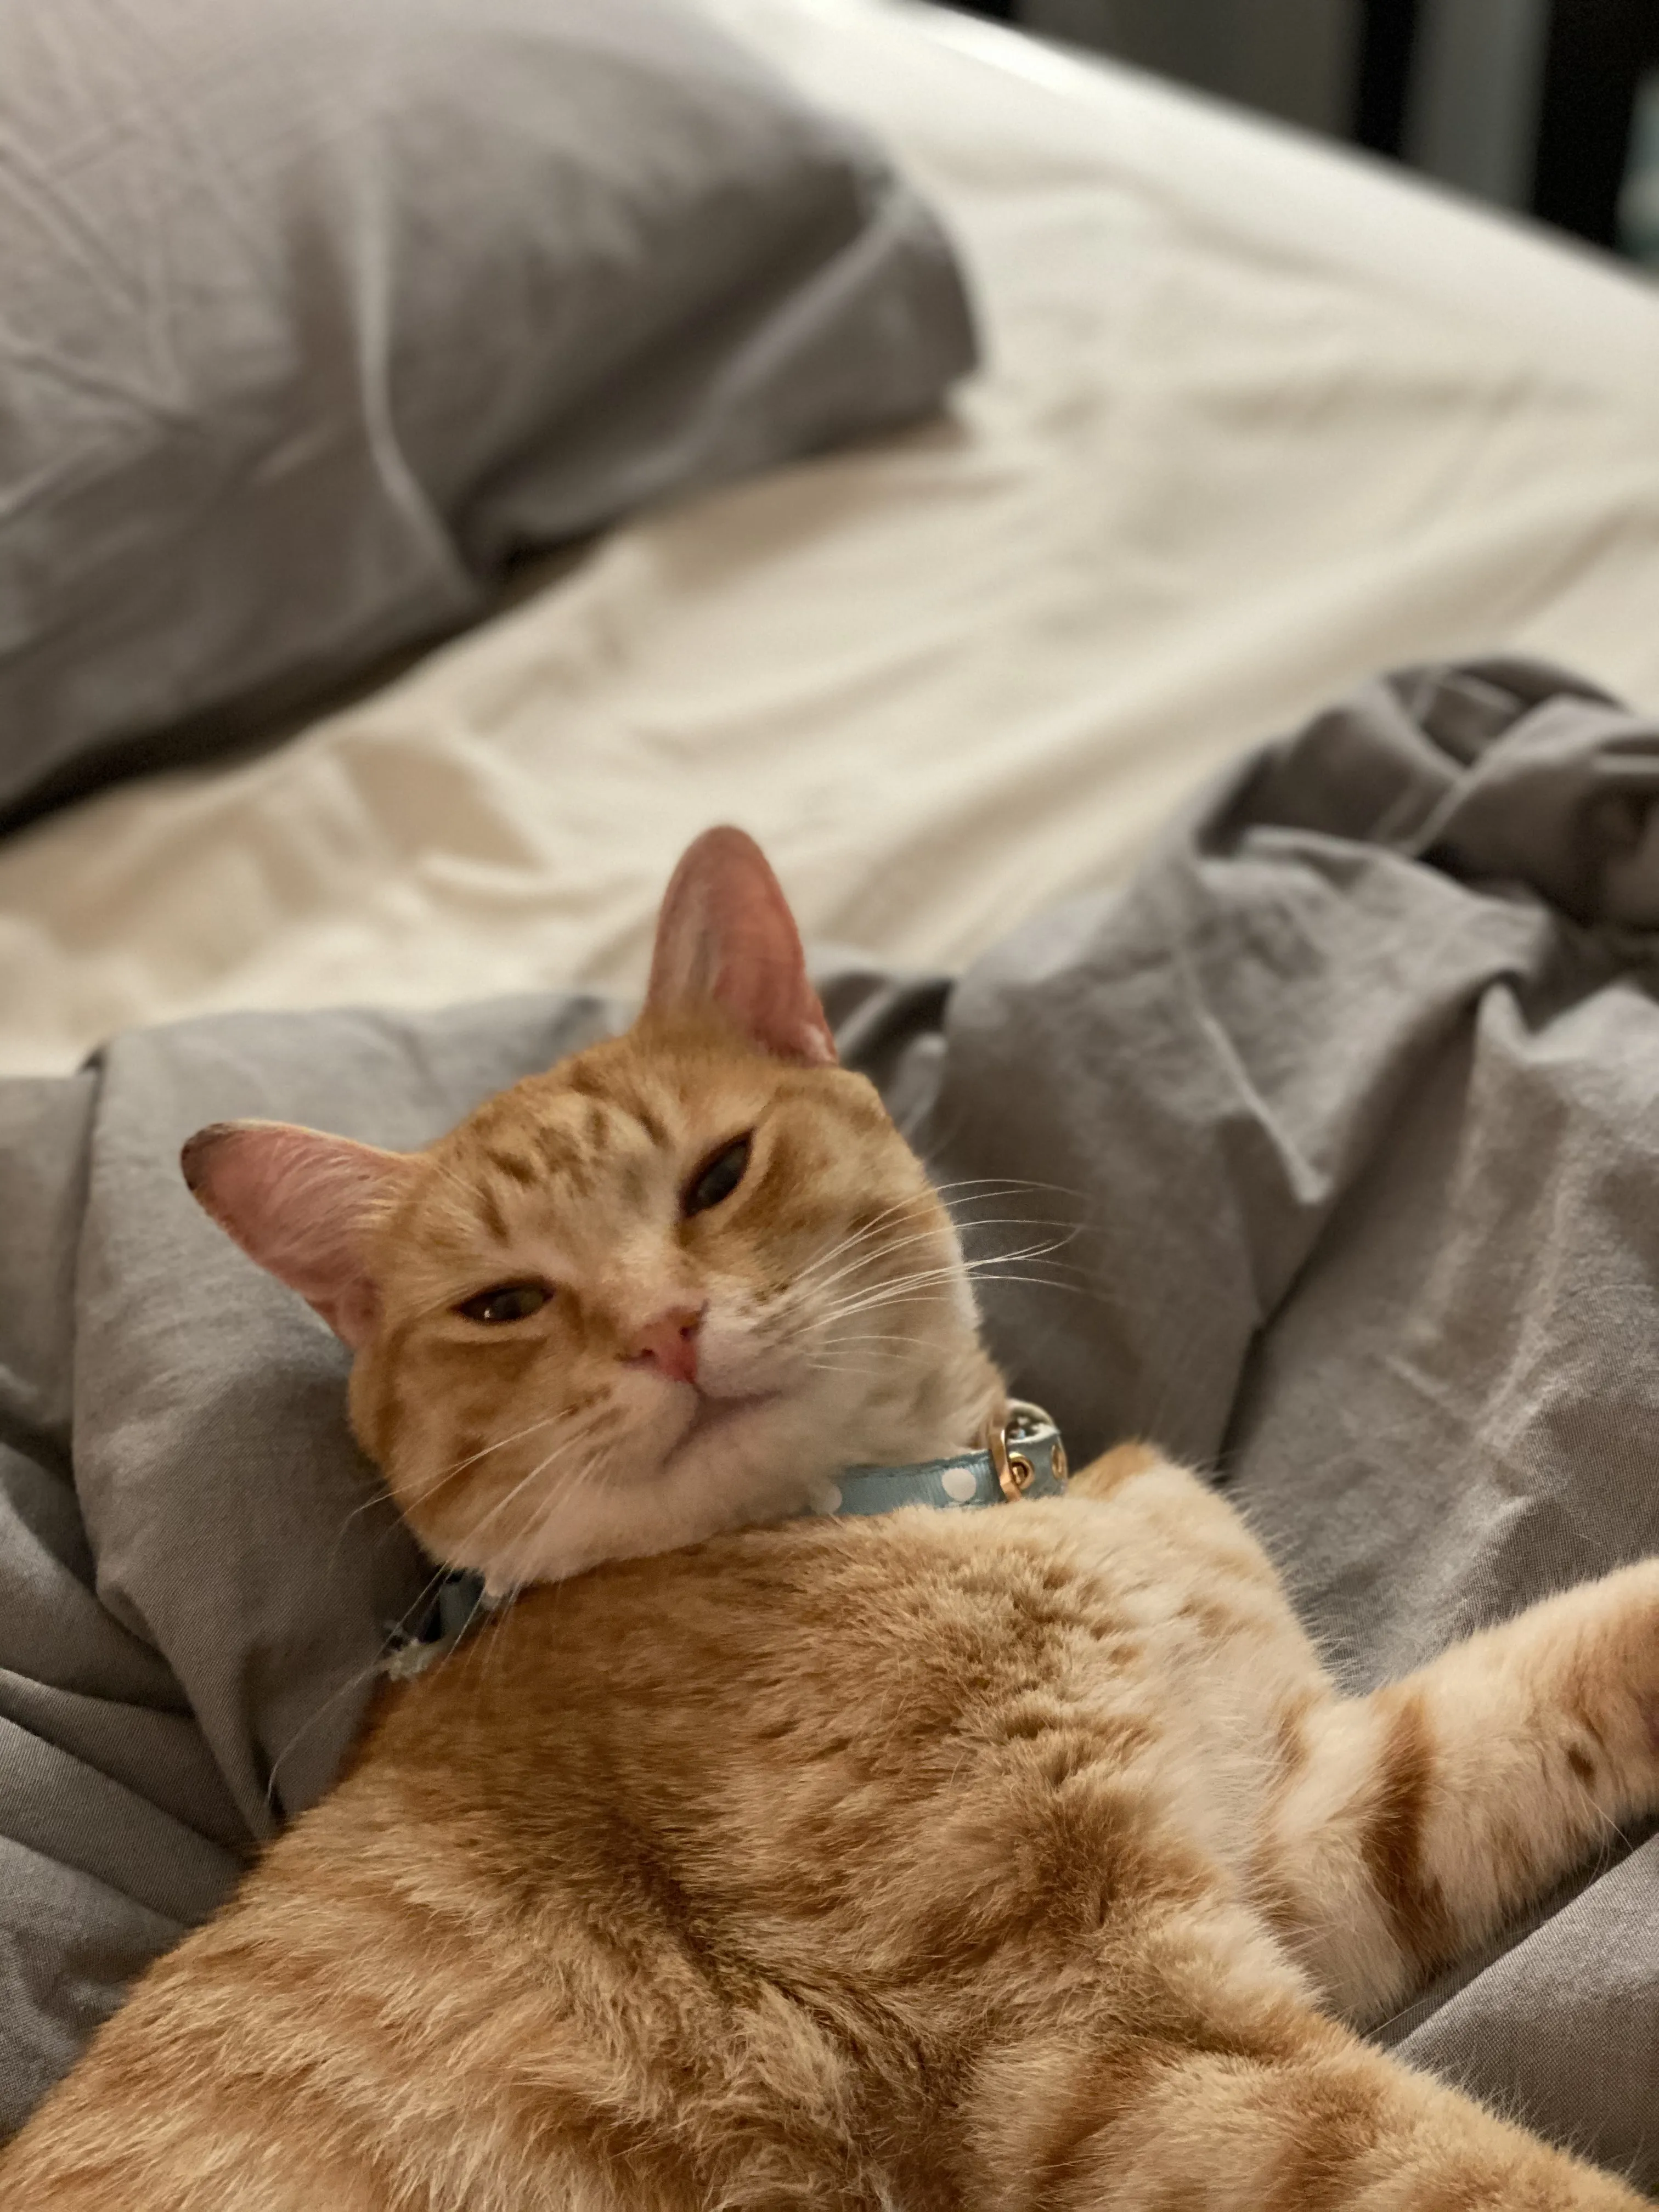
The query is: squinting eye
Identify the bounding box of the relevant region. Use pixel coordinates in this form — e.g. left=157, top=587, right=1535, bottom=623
left=683, top=1134, right=752, bottom=1218
left=457, top=1282, right=551, bottom=1325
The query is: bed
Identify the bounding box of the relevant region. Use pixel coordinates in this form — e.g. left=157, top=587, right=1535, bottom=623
left=4, top=0, right=1659, bottom=2176
left=5, top=0, right=1659, bottom=1077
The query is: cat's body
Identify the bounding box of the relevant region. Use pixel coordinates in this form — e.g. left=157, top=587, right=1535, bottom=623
left=5, top=830, right=1657, bottom=2208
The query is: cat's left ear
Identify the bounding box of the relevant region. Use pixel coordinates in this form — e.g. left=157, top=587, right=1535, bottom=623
left=180, top=1120, right=415, bottom=1348
left=646, top=826, right=837, bottom=1066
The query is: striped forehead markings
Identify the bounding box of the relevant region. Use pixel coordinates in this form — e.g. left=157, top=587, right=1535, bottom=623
left=552, top=1062, right=674, bottom=1150
left=475, top=1181, right=510, bottom=1243
left=483, top=1147, right=538, bottom=1189
left=527, top=1092, right=680, bottom=1180
left=627, top=1099, right=670, bottom=1148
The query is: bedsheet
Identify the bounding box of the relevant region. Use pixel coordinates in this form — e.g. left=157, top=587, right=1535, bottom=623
left=4, top=659, right=1656, bottom=2174
left=5, top=0, right=1659, bottom=1073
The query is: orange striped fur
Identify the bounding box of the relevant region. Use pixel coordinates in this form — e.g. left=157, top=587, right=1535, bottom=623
left=5, top=831, right=1655, bottom=2208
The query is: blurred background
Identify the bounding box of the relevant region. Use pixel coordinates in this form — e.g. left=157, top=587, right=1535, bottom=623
left=952, top=0, right=1659, bottom=269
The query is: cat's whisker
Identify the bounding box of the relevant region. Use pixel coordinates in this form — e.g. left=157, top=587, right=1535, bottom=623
left=325, top=1477, right=412, bottom=1575
left=807, top=1324, right=959, bottom=1374
left=962, top=1253, right=1091, bottom=1290
left=813, top=1252, right=1104, bottom=1332
left=813, top=1273, right=980, bottom=1324
left=800, top=1212, right=1081, bottom=1304
left=811, top=1276, right=968, bottom=1325
left=462, top=1453, right=607, bottom=1691
left=818, top=1228, right=1081, bottom=1307
left=764, top=1193, right=1087, bottom=1382
left=404, top=1435, right=609, bottom=1702
left=804, top=1344, right=938, bottom=1375
left=785, top=1205, right=952, bottom=1295
left=310, top=1430, right=603, bottom=1743
left=964, top=1253, right=1094, bottom=1286
left=449, top=1426, right=603, bottom=1555
left=262, top=1654, right=394, bottom=1816
left=962, top=1236, right=1096, bottom=1281
left=816, top=1330, right=943, bottom=1350
left=785, top=1181, right=1079, bottom=1296
left=933, top=1172, right=1094, bottom=1204
left=795, top=1227, right=961, bottom=1302
left=957, top=1215, right=1086, bottom=1249
left=809, top=1244, right=1056, bottom=1325
left=804, top=1192, right=1083, bottom=1273
left=524, top=1448, right=606, bottom=1548
left=409, top=1411, right=569, bottom=1504
left=966, top=1271, right=1120, bottom=1307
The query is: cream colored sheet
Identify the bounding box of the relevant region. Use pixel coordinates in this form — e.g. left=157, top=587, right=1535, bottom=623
left=5, top=0, right=1659, bottom=1076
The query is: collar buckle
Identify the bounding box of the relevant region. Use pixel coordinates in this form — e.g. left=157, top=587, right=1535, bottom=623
left=989, top=1399, right=1069, bottom=1502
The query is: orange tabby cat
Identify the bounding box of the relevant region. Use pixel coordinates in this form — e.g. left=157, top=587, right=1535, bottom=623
left=4, top=827, right=1656, bottom=2209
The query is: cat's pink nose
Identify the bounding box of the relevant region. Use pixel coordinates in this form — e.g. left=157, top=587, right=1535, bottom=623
left=628, top=1305, right=704, bottom=1386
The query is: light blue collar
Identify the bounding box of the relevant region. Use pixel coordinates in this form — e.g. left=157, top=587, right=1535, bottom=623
left=383, top=1402, right=1068, bottom=1677
left=804, top=1402, right=1069, bottom=1519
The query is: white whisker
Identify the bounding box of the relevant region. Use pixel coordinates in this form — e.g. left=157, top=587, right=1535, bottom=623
left=786, top=1180, right=1079, bottom=1297
left=802, top=1214, right=1079, bottom=1306
left=409, top=1410, right=568, bottom=1503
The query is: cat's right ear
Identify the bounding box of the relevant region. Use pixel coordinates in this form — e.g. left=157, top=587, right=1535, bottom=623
left=180, top=1120, right=414, bottom=1349
left=646, top=826, right=837, bottom=1065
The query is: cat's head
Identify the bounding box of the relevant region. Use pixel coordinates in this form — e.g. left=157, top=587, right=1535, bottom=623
left=182, top=828, right=1003, bottom=1587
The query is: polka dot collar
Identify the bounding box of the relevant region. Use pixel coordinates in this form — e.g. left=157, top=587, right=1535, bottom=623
left=805, top=1401, right=1069, bottom=1520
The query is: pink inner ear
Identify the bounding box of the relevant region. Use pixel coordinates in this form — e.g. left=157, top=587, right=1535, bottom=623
left=646, top=827, right=837, bottom=1066
left=182, top=1121, right=411, bottom=1348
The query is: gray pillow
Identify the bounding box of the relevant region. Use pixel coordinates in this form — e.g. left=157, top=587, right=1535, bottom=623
left=0, top=0, right=975, bottom=823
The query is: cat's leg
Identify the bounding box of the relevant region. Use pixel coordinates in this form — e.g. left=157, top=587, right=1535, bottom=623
left=997, top=1997, right=1645, bottom=2209
left=1255, top=1559, right=1659, bottom=2024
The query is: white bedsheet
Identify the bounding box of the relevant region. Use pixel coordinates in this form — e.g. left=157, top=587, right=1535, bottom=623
left=5, top=0, right=1659, bottom=1075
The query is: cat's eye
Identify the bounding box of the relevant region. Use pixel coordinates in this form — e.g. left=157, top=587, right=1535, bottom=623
left=456, top=1282, right=551, bottom=1325
left=683, top=1134, right=752, bottom=1218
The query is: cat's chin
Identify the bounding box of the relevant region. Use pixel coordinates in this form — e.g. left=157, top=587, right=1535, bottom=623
left=668, top=1390, right=782, bottom=1462
left=475, top=1391, right=834, bottom=1592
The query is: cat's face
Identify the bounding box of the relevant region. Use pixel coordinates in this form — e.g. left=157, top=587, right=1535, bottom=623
left=183, top=831, right=1002, bottom=1587
left=344, top=1014, right=994, bottom=1583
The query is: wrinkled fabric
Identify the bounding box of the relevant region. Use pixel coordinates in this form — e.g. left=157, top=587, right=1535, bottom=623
left=0, top=0, right=974, bottom=824
left=3, top=661, right=1657, bottom=2177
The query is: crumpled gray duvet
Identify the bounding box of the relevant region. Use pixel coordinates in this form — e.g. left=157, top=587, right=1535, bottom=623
left=2, top=657, right=1656, bottom=2173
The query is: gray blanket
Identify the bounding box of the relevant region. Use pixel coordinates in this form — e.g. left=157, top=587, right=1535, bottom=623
left=3, top=658, right=1656, bottom=2174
